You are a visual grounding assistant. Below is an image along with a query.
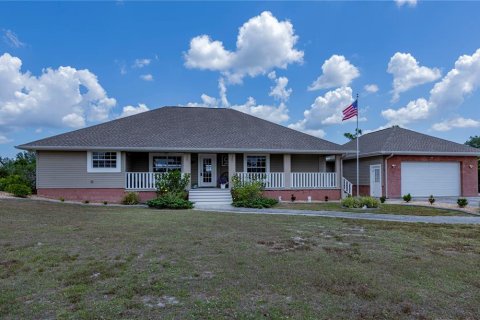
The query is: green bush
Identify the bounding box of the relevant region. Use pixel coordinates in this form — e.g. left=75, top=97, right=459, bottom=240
left=403, top=193, right=412, bottom=203
left=457, top=198, right=468, bottom=208
left=230, top=175, right=277, bottom=208
left=379, top=196, right=386, bottom=204
left=155, top=171, right=190, bottom=196
left=0, top=152, right=36, bottom=192
left=5, top=183, right=31, bottom=198
left=341, top=196, right=379, bottom=208
left=147, top=194, right=193, bottom=209
left=122, top=192, right=140, bottom=205
left=428, top=195, right=435, bottom=205
left=0, top=174, right=26, bottom=191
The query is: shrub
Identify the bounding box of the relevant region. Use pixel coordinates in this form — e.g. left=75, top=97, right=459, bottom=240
left=379, top=196, right=386, bottom=204
left=0, top=175, right=26, bottom=191
left=59, top=197, right=65, bottom=202
left=147, top=194, right=193, bottom=209
left=341, top=197, right=363, bottom=208
left=103, top=201, right=108, bottom=205
left=232, top=197, right=278, bottom=209
left=457, top=198, right=468, bottom=208
left=83, top=200, right=90, bottom=204
left=230, top=175, right=277, bottom=208
left=362, top=196, right=380, bottom=208
left=403, top=193, right=412, bottom=203
left=122, top=192, right=140, bottom=205
left=428, top=195, right=435, bottom=205
left=341, top=196, right=379, bottom=208
left=5, top=183, right=31, bottom=198
left=155, top=171, right=190, bottom=196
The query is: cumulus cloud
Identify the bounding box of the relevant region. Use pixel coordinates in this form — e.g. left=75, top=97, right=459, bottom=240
left=0, top=135, right=12, bottom=144
left=185, top=94, right=219, bottom=108
left=132, top=58, right=151, bottom=68
left=308, top=55, right=359, bottom=91
left=364, top=84, right=379, bottom=93
left=268, top=71, right=292, bottom=102
left=395, top=0, right=417, bottom=7
left=0, top=53, right=116, bottom=136
left=184, top=11, right=303, bottom=83
left=119, top=104, right=150, bottom=118
left=232, top=99, right=289, bottom=124
left=288, top=87, right=356, bottom=137
left=140, top=74, right=154, bottom=81
left=382, top=49, right=480, bottom=126
left=2, top=29, right=25, bottom=48
left=432, top=117, right=480, bottom=132
left=387, top=52, right=441, bottom=101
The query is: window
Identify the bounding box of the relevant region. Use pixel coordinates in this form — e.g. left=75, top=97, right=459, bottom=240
left=87, top=151, right=121, bottom=173
left=92, top=152, right=117, bottom=168
left=246, top=155, right=267, bottom=173
left=152, top=156, right=182, bottom=173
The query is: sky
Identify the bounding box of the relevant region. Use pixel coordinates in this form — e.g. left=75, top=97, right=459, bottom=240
left=1, top=1, right=480, bottom=157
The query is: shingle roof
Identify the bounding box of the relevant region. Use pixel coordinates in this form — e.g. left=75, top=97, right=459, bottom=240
left=343, top=126, right=480, bottom=157
left=18, top=107, right=345, bottom=153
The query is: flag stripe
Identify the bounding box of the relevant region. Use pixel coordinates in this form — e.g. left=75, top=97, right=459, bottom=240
left=342, top=99, right=358, bottom=121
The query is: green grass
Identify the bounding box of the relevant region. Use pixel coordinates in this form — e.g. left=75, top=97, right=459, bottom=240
left=276, top=202, right=469, bottom=216
left=1, top=199, right=479, bottom=319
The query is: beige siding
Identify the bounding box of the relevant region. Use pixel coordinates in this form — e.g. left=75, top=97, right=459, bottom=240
left=270, top=154, right=284, bottom=172
left=291, top=154, right=320, bottom=172
left=37, top=151, right=125, bottom=188
left=343, top=156, right=384, bottom=185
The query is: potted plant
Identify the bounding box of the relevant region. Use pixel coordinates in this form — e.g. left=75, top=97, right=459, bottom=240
left=218, top=176, right=228, bottom=189
left=428, top=195, right=435, bottom=205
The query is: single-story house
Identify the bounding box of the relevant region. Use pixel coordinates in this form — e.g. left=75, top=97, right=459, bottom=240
left=17, top=107, right=354, bottom=204
left=342, top=126, right=480, bottom=198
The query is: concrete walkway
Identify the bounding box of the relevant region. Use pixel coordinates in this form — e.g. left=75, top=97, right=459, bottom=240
left=195, top=206, right=480, bottom=225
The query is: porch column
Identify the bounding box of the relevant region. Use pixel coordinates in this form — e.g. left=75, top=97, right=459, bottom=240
left=182, top=153, right=192, bottom=189
left=335, top=155, right=342, bottom=188
left=319, top=155, right=326, bottom=172
left=228, top=153, right=236, bottom=189
left=283, top=154, right=291, bottom=188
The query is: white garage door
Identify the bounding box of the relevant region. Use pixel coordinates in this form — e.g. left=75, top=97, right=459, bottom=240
left=401, top=162, right=460, bottom=197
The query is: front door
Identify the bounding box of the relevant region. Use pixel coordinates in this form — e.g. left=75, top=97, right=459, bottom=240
left=198, top=154, right=217, bottom=187
left=369, top=164, right=382, bottom=197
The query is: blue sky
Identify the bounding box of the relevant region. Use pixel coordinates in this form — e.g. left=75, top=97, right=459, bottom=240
left=1, top=1, right=479, bottom=157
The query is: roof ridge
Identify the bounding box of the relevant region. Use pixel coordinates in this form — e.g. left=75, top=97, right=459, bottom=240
left=381, top=126, right=398, bottom=151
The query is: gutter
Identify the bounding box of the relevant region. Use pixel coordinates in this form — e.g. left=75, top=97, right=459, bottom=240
left=343, top=150, right=480, bottom=159
left=384, top=154, right=394, bottom=198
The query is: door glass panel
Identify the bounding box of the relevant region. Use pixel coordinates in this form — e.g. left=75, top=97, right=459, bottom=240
left=374, top=168, right=380, bottom=183
left=202, top=158, right=212, bottom=183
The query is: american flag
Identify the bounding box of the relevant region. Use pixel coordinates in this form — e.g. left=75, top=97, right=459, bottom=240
left=342, top=99, right=358, bottom=121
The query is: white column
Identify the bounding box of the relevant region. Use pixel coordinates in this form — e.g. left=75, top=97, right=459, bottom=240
left=335, top=154, right=342, bottom=188
left=182, top=153, right=192, bottom=189
left=284, top=154, right=291, bottom=188
left=228, top=153, right=236, bottom=189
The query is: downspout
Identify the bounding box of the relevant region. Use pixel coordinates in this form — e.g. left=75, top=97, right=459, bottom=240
left=385, top=154, right=394, bottom=198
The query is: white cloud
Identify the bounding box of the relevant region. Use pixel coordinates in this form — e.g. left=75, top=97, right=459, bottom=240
left=185, top=94, right=219, bottom=108
left=387, top=52, right=441, bottom=101
left=381, top=98, right=431, bottom=126
left=0, top=53, right=116, bottom=134
left=289, top=87, right=355, bottom=137
left=140, top=74, right=154, bottom=81
left=184, top=11, right=303, bottom=83
left=119, top=104, right=150, bottom=118
left=382, top=48, right=480, bottom=126
left=308, top=55, right=359, bottom=91
left=2, top=29, right=25, bottom=48
left=395, top=0, right=417, bottom=7
left=268, top=71, right=292, bottom=102
left=364, top=84, right=379, bottom=93
left=432, top=117, right=480, bottom=132
left=0, top=135, right=12, bottom=144
left=232, top=99, right=289, bottom=124
left=132, top=58, right=151, bottom=68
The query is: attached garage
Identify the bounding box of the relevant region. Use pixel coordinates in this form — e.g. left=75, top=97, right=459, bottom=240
left=401, top=162, right=461, bottom=197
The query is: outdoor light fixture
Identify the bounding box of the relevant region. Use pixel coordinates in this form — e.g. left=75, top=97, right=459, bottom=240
left=391, top=164, right=397, bottom=168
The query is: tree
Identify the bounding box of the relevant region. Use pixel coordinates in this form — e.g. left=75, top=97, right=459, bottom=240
left=0, top=151, right=36, bottom=192
left=465, top=135, right=480, bottom=149
left=344, top=128, right=362, bottom=140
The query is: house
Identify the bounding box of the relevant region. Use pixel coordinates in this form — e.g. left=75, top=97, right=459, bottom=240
left=342, top=126, right=479, bottom=198
left=17, top=107, right=354, bottom=204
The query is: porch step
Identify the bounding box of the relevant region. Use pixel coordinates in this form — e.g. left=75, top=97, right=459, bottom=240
left=189, top=189, right=232, bottom=205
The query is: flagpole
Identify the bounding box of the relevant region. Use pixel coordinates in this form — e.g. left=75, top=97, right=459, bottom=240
left=356, top=93, right=359, bottom=197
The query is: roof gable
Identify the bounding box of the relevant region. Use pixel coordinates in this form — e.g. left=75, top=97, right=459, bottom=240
left=18, top=107, right=345, bottom=153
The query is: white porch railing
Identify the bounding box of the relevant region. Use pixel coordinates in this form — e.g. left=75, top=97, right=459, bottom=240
left=235, top=172, right=285, bottom=189
left=126, top=172, right=165, bottom=190
left=342, top=177, right=353, bottom=196
left=291, top=172, right=337, bottom=189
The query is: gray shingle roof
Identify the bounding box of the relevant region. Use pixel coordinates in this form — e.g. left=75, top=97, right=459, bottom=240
left=343, top=126, right=480, bottom=157
left=18, top=106, right=345, bottom=153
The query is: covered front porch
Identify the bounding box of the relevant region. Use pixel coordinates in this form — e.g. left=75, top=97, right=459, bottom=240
left=124, top=152, right=352, bottom=198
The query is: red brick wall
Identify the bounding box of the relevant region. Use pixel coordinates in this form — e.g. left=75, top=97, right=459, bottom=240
left=37, top=188, right=158, bottom=203
left=386, top=155, right=478, bottom=198
left=263, top=189, right=341, bottom=201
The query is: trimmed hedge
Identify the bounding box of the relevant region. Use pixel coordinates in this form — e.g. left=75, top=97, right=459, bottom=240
left=232, top=197, right=278, bottom=209
left=147, top=194, right=193, bottom=209
left=341, top=196, right=379, bottom=208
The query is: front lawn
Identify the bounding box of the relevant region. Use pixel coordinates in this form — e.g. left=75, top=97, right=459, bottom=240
left=1, top=199, right=479, bottom=319
left=276, top=202, right=469, bottom=216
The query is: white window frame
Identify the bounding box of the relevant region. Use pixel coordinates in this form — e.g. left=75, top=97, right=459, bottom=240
left=148, top=153, right=184, bottom=173
left=87, top=151, right=122, bottom=173
left=243, top=154, right=270, bottom=173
